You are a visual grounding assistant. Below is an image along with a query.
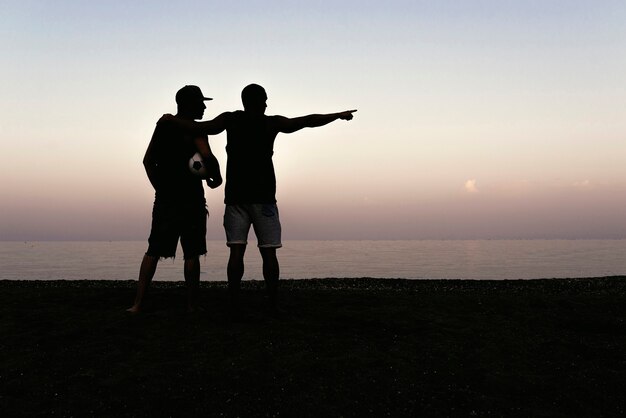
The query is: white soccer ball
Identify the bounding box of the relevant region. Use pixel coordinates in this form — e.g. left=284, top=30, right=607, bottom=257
left=188, top=152, right=207, bottom=178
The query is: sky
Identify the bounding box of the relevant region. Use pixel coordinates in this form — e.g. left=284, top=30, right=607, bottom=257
left=1, top=0, right=625, bottom=240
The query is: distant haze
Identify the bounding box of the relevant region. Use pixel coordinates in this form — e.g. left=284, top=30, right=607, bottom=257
left=1, top=1, right=625, bottom=240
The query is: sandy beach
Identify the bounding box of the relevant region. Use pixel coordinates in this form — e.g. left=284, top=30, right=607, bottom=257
left=2, top=277, right=625, bottom=417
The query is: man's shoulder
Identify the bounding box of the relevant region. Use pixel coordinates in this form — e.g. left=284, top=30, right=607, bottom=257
left=221, top=110, right=242, bottom=125
left=154, top=117, right=179, bottom=133
left=225, top=112, right=283, bottom=133
left=258, top=114, right=284, bottom=123
left=152, top=119, right=193, bottom=144
left=265, top=115, right=288, bottom=130
left=229, top=111, right=281, bottom=119
left=228, top=110, right=246, bottom=119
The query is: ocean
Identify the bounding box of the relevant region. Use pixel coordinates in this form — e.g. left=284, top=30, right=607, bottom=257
left=1, top=240, right=625, bottom=281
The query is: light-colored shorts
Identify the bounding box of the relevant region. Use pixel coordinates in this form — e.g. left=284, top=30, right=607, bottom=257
left=223, top=204, right=282, bottom=248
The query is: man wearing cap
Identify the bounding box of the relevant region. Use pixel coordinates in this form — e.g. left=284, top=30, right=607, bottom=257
left=162, top=83, right=356, bottom=314
left=127, top=85, right=222, bottom=314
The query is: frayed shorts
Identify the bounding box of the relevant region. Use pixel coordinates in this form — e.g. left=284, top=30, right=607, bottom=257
left=224, top=204, right=282, bottom=248
left=146, top=201, right=207, bottom=259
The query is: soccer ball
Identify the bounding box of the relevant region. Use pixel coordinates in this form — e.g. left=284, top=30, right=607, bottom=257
left=188, top=152, right=207, bottom=178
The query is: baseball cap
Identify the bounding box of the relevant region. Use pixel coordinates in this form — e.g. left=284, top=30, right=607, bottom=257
left=175, top=85, right=213, bottom=104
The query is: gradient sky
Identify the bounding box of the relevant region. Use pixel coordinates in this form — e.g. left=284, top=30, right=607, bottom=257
left=1, top=0, right=625, bottom=240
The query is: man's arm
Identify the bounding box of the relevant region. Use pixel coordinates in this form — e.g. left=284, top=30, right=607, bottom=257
left=194, top=136, right=223, bottom=189
left=159, top=112, right=230, bottom=136
left=275, top=110, right=357, bottom=134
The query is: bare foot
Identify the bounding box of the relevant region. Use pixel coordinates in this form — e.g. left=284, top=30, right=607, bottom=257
left=126, top=305, right=141, bottom=314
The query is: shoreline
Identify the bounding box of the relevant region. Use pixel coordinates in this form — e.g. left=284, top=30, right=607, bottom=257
left=1, top=275, right=625, bottom=290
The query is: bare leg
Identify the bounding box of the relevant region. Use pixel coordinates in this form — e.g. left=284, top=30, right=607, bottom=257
left=127, top=254, right=159, bottom=313
left=227, top=244, right=246, bottom=311
left=184, top=256, right=201, bottom=313
left=260, top=247, right=280, bottom=311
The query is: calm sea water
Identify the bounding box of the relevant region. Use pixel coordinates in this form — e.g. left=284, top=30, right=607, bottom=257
left=0, top=240, right=625, bottom=281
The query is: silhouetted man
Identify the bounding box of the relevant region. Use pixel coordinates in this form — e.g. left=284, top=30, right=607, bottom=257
left=127, top=85, right=222, bottom=314
left=165, top=84, right=355, bottom=313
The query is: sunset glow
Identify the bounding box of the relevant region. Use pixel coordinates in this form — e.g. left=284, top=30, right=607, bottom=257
left=1, top=1, right=625, bottom=240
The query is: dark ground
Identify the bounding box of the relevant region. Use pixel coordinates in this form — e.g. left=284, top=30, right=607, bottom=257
left=1, top=277, right=626, bottom=417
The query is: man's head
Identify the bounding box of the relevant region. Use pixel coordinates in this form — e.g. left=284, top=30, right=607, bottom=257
left=176, top=85, right=212, bottom=120
left=241, top=84, right=267, bottom=115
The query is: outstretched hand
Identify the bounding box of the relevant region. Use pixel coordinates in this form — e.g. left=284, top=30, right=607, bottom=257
left=339, top=110, right=357, bottom=121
